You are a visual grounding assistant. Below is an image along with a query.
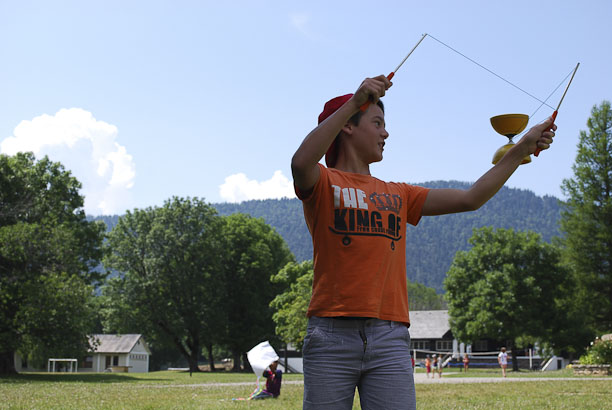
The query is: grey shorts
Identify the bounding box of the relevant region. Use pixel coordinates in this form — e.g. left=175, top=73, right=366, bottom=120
left=302, top=316, right=416, bottom=410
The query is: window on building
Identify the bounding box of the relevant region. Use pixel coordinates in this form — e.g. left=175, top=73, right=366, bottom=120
left=474, top=340, right=488, bottom=352
left=412, top=341, right=430, bottom=350
left=105, top=355, right=119, bottom=369
left=82, top=356, right=93, bottom=368
left=436, top=340, right=453, bottom=351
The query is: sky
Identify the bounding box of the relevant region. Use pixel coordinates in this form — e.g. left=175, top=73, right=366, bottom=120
left=1, top=0, right=610, bottom=215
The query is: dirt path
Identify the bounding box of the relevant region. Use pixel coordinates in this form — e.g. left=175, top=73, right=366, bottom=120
left=142, top=375, right=611, bottom=389
left=413, top=373, right=612, bottom=384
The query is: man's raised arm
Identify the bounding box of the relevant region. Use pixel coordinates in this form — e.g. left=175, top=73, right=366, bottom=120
left=291, top=75, right=391, bottom=192
left=422, top=117, right=556, bottom=216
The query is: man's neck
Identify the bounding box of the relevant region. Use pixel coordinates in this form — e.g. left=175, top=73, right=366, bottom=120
left=333, top=158, right=371, bottom=175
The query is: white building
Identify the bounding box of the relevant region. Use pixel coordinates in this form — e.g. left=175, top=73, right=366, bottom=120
left=83, top=334, right=151, bottom=373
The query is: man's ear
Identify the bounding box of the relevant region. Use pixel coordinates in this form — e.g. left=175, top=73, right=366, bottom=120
left=341, top=122, right=354, bottom=136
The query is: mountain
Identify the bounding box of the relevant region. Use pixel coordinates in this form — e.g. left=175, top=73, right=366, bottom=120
left=214, top=182, right=562, bottom=292
left=91, top=181, right=562, bottom=293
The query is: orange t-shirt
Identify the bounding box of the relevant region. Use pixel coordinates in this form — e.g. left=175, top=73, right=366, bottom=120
left=296, top=164, right=430, bottom=325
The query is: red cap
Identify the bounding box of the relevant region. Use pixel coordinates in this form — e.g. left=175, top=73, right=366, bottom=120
left=318, top=94, right=353, bottom=168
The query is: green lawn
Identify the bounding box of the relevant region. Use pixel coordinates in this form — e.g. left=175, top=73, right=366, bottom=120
left=1, top=370, right=611, bottom=409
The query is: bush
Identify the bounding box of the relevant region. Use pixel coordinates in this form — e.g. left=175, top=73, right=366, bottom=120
left=579, top=338, right=612, bottom=365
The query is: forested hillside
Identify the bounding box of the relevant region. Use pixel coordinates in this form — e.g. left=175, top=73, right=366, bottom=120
left=92, top=181, right=562, bottom=292
left=403, top=181, right=561, bottom=291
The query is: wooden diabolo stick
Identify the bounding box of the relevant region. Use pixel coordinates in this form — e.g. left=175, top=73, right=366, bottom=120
left=534, top=62, right=580, bottom=157
left=359, top=33, right=428, bottom=112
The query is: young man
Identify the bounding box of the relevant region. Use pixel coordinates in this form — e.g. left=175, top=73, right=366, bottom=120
left=291, top=75, right=555, bottom=409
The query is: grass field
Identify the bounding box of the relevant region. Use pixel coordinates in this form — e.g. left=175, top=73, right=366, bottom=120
left=1, top=370, right=611, bottom=409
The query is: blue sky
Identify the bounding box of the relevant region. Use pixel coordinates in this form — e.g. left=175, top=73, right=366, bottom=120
left=1, top=0, right=610, bottom=215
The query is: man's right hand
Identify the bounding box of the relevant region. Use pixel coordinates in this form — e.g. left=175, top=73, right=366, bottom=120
left=351, top=75, right=393, bottom=109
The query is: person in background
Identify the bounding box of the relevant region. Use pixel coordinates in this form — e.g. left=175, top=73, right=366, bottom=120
left=250, top=360, right=282, bottom=399
left=463, top=353, right=469, bottom=372
left=498, top=347, right=508, bottom=378
left=431, top=355, right=439, bottom=378
left=425, top=355, right=432, bottom=378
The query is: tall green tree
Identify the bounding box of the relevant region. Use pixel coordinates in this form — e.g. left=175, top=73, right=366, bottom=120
left=220, top=213, right=293, bottom=371
left=560, top=100, right=612, bottom=333
left=103, top=197, right=226, bottom=374
left=445, top=227, right=576, bottom=371
left=407, top=280, right=446, bottom=311
left=99, top=277, right=185, bottom=371
left=270, top=260, right=313, bottom=350
left=0, top=152, right=104, bottom=374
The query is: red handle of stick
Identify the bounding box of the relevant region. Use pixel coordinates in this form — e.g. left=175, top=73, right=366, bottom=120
left=359, top=72, right=395, bottom=112
left=533, top=110, right=558, bottom=157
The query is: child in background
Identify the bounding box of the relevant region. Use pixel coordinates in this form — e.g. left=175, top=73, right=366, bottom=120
left=498, top=347, right=508, bottom=378
left=250, top=360, right=282, bottom=400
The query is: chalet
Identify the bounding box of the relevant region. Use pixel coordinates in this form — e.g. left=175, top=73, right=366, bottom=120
left=82, top=334, right=151, bottom=373
left=14, top=334, right=151, bottom=373
left=409, top=310, right=460, bottom=360
left=410, top=310, right=513, bottom=358
left=409, top=310, right=554, bottom=370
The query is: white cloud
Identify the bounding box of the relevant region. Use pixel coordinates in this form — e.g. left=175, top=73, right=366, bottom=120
left=1, top=108, right=135, bottom=215
left=219, top=170, right=295, bottom=203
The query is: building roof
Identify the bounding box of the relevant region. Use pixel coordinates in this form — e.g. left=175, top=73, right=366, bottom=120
left=409, top=310, right=451, bottom=339
left=89, top=334, right=147, bottom=354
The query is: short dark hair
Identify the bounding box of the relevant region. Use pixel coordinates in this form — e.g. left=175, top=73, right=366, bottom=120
left=335, top=99, right=385, bottom=142
left=347, top=100, right=385, bottom=126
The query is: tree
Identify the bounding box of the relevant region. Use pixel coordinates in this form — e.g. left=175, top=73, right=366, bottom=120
left=560, top=100, right=612, bottom=334
left=407, top=280, right=446, bottom=311
left=270, top=260, right=313, bottom=350
left=220, top=213, right=293, bottom=371
left=103, top=197, right=226, bottom=374
left=445, top=227, right=575, bottom=371
left=16, top=272, right=98, bottom=369
left=0, top=152, right=105, bottom=374
left=99, top=276, right=185, bottom=371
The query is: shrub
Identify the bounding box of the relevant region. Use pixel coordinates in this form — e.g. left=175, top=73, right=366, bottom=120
left=579, top=338, right=612, bottom=365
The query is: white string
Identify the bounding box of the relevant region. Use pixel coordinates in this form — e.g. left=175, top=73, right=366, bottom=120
left=426, top=34, right=557, bottom=110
